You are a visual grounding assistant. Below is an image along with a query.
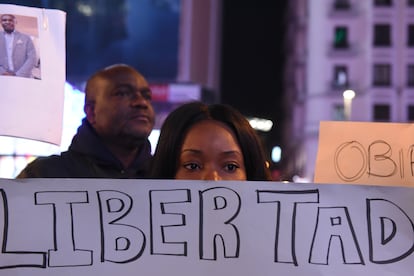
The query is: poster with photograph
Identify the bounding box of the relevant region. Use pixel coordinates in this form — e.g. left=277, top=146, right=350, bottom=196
left=0, top=4, right=66, bottom=145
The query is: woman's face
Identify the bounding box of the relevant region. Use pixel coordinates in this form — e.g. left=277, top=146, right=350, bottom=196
left=175, top=120, right=247, bottom=180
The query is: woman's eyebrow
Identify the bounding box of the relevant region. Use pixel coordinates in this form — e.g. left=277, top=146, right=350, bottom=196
left=221, top=151, right=243, bottom=157
left=181, top=149, right=202, bottom=154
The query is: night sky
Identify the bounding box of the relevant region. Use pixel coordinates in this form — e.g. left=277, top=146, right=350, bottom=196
left=220, top=1, right=288, bottom=156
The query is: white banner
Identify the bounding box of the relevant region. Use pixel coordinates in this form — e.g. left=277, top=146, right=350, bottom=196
left=0, top=178, right=412, bottom=275
left=0, top=4, right=66, bottom=145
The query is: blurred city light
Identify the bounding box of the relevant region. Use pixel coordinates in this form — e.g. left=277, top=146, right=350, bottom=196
left=271, top=146, right=281, bottom=163
left=77, top=3, right=93, bottom=16
left=343, top=89, right=355, bottom=100
left=248, top=117, right=273, bottom=132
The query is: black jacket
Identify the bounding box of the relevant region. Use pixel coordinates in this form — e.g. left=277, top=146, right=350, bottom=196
left=16, top=119, right=153, bottom=178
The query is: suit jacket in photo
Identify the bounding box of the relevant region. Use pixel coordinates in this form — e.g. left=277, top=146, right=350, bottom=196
left=0, top=31, right=37, bottom=78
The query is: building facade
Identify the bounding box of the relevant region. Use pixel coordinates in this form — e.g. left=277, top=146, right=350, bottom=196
left=285, top=0, right=414, bottom=181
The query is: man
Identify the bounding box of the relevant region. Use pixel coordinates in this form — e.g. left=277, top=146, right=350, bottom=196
left=17, top=64, right=156, bottom=178
left=0, top=14, right=37, bottom=78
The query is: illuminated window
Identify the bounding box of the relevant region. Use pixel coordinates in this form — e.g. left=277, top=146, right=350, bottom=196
left=333, top=26, right=349, bottom=49
left=333, top=65, right=348, bottom=88
left=333, top=104, right=345, bottom=121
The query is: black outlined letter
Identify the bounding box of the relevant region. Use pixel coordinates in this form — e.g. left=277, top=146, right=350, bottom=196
left=310, top=207, right=364, bottom=265
left=0, top=189, right=46, bottom=269
left=368, top=140, right=397, bottom=178
left=150, top=189, right=191, bottom=256
left=35, top=191, right=92, bottom=267
left=367, top=199, right=414, bottom=263
left=334, top=141, right=366, bottom=182
left=199, top=187, right=241, bottom=260
left=257, top=189, right=319, bottom=266
left=97, top=190, right=145, bottom=263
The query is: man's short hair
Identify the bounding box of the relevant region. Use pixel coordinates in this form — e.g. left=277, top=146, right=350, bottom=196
left=1, top=14, right=16, bottom=20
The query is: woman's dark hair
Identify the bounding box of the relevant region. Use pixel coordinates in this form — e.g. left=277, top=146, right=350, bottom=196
left=149, top=101, right=271, bottom=180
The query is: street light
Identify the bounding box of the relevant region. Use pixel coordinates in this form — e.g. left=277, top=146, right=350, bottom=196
left=343, top=89, right=355, bottom=121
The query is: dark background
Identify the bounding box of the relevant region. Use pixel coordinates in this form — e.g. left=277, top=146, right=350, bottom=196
left=221, top=1, right=287, bottom=165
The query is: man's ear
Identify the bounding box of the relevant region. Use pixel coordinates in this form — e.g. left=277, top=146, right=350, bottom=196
left=84, top=102, right=95, bottom=124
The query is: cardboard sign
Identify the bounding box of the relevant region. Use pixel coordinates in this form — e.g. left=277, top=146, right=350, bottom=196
left=0, top=178, right=413, bottom=275
left=314, top=121, right=414, bottom=186
left=0, top=4, right=66, bottom=145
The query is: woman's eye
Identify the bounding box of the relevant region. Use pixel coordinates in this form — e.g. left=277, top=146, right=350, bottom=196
left=184, top=163, right=200, bottom=171
left=225, top=163, right=239, bottom=172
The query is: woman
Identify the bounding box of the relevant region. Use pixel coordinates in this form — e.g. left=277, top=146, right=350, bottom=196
left=150, top=101, right=271, bottom=180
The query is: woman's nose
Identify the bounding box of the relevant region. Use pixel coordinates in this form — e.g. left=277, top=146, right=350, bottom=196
left=203, top=169, right=222, bottom=181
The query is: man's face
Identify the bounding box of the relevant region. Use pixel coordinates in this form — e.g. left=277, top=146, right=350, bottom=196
left=1, top=15, right=15, bottom=33
left=87, top=69, right=155, bottom=145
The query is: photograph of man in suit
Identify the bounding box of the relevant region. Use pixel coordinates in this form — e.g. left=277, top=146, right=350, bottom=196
left=0, top=14, right=36, bottom=78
